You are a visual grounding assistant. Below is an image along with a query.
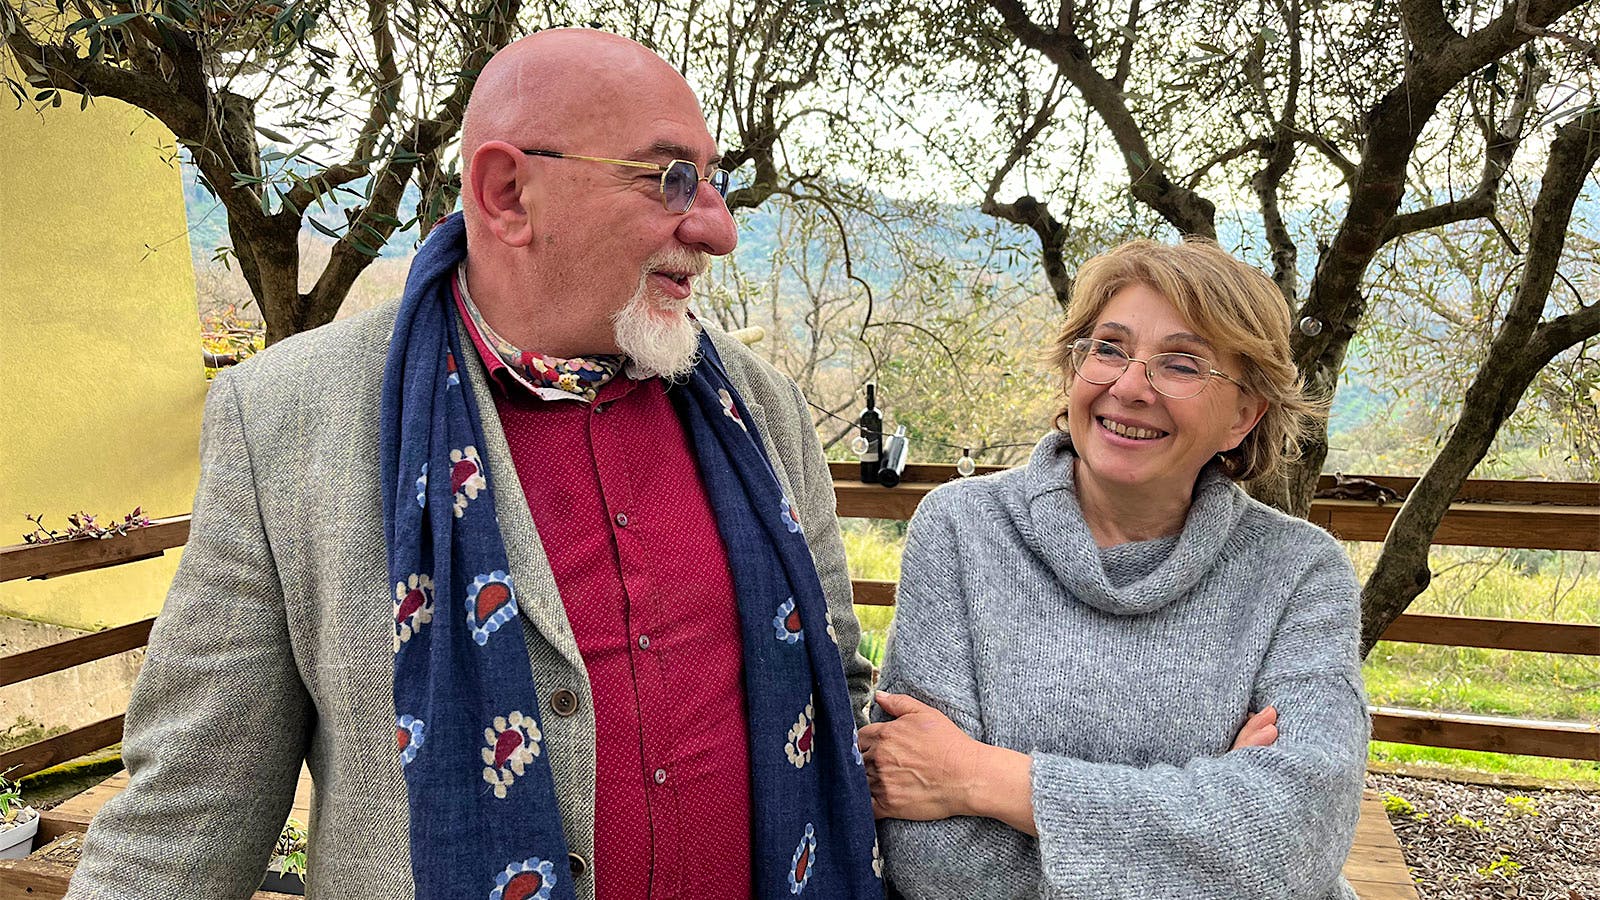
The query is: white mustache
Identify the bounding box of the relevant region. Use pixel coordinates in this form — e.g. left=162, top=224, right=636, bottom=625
left=643, top=248, right=709, bottom=278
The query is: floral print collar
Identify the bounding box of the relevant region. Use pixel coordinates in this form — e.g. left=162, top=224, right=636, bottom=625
left=454, top=266, right=625, bottom=403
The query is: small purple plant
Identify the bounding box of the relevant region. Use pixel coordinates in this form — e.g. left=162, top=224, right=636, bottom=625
left=23, top=507, right=153, bottom=544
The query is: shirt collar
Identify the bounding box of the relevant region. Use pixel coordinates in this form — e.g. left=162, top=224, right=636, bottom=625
left=452, top=265, right=633, bottom=403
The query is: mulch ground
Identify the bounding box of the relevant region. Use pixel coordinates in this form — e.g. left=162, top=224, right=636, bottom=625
left=1369, top=772, right=1599, bottom=899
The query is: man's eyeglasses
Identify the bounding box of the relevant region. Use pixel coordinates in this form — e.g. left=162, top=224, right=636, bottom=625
left=521, top=149, right=731, bottom=213
left=1068, top=337, right=1243, bottom=400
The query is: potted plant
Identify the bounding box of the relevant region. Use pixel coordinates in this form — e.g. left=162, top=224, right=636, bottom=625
left=0, top=773, right=39, bottom=859
left=259, top=816, right=307, bottom=895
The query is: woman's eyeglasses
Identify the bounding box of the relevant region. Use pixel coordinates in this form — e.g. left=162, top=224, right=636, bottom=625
left=1068, top=337, right=1243, bottom=399
left=521, top=149, right=731, bottom=213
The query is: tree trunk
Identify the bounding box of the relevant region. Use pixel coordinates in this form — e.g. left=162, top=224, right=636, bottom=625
left=1359, top=109, right=1600, bottom=656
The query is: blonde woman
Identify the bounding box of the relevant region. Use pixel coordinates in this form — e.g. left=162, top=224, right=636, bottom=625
left=860, top=239, right=1368, bottom=899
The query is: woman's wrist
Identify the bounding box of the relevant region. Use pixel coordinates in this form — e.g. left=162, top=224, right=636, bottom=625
left=962, top=743, right=1037, bottom=834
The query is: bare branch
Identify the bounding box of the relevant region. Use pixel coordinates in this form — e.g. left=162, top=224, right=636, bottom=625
left=985, top=0, right=1217, bottom=236
left=1515, top=0, right=1600, bottom=61
left=863, top=319, right=963, bottom=369
left=1284, top=126, right=1358, bottom=181
left=1529, top=301, right=1600, bottom=365
left=1380, top=61, right=1547, bottom=243
left=762, top=184, right=877, bottom=346
left=1184, top=138, right=1268, bottom=190
left=982, top=74, right=1065, bottom=204
left=1113, top=0, right=1141, bottom=89
left=980, top=80, right=1073, bottom=308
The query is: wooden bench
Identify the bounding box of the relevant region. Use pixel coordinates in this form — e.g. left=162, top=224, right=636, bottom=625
left=1347, top=791, right=1419, bottom=899
left=1, top=767, right=1417, bottom=899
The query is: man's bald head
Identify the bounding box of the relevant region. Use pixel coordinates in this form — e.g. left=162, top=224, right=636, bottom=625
left=454, top=27, right=736, bottom=362
left=461, top=29, right=700, bottom=170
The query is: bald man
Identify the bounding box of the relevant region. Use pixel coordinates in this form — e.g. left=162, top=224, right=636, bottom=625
left=66, top=30, right=881, bottom=900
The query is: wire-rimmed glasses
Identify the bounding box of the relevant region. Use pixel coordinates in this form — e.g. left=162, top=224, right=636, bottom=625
left=520, top=149, right=731, bottom=213
left=1068, top=337, right=1243, bottom=399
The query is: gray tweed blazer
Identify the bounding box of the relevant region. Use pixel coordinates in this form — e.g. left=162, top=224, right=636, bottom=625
left=65, top=301, right=872, bottom=900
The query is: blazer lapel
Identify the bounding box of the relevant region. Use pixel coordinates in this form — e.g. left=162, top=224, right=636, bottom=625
left=456, top=317, right=586, bottom=674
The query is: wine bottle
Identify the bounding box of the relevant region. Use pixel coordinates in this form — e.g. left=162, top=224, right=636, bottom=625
left=858, top=382, right=882, bottom=483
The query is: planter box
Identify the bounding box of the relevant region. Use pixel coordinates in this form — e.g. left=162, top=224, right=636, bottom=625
left=0, top=807, right=40, bottom=859
left=260, top=858, right=306, bottom=896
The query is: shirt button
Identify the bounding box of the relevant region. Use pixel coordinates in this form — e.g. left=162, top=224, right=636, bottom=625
left=637, top=634, right=650, bottom=650
left=568, top=853, right=588, bottom=878
left=653, top=768, right=667, bottom=785
left=550, top=689, right=579, bottom=717
left=614, top=512, right=629, bottom=527
left=593, top=402, right=607, bottom=414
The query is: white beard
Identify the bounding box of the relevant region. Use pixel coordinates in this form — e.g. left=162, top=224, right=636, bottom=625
left=611, top=251, right=705, bottom=379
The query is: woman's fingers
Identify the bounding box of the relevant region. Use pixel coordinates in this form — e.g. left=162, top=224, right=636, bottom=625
left=1231, top=706, right=1279, bottom=749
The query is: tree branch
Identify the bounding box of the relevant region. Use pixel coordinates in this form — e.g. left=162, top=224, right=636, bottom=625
left=1252, top=0, right=1302, bottom=302
left=1284, top=126, right=1358, bottom=182
left=1398, top=0, right=1461, bottom=55
left=1528, top=301, right=1600, bottom=366
left=0, top=3, right=206, bottom=136
left=978, top=72, right=1072, bottom=307
left=1184, top=137, right=1266, bottom=189
left=1290, top=0, right=1584, bottom=384
left=1515, top=0, right=1600, bottom=60
left=302, top=0, right=523, bottom=331
left=985, top=0, right=1217, bottom=236
left=1112, top=0, right=1141, bottom=89
left=1380, top=60, right=1546, bottom=244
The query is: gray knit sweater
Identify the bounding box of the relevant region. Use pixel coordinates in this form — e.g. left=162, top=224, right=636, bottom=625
left=877, top=431, right=1368, bottom=899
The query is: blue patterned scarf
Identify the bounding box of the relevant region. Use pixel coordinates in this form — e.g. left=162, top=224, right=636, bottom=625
left=380, top=213, right=883, bottom=900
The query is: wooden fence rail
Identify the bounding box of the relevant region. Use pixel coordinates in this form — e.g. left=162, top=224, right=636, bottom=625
left=1, top=468, right=1596, bottom=777
left=829, top=465, right=1600, bottom=551
left=0, top=517, right=191, bottom=583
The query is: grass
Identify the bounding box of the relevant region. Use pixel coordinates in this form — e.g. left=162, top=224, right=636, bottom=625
left=840, top=519, right=1600, bottom=785
left=1370, top=741, right=1599, bottom=785
left=843, top=519, right=902, bottom=641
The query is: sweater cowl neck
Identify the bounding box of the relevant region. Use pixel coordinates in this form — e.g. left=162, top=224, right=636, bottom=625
left=1012, top=430, right=1249, bottom=616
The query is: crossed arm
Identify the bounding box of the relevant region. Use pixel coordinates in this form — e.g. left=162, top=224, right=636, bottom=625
left=860, top=497, right=1368, bottom=899
left=861, top=692, right=1280, bottom=834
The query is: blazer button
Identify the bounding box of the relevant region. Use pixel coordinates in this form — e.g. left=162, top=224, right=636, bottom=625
left=550, top=689, right=579, bottom=716
left=568, top=853, right=588, bottom=878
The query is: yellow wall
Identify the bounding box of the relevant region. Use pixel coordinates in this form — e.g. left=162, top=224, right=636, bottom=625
left=1, top=86, right=206, bottom=630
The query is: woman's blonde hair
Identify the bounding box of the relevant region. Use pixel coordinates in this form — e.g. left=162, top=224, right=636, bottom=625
left=1047, top=237, right=1324, bottom=483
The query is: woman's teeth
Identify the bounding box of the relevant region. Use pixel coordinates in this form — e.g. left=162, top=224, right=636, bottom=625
left=1100, top=417, right=1163, bottom=440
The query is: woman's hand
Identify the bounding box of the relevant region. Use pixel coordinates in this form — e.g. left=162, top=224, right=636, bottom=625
left=1232, top=706, right=1279, bottom=750
left=859, top=691, right=983, bottom=821
left=862, top=691, right=1039, bottom=834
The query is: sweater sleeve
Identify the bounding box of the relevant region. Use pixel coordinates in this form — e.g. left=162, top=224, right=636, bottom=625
left=1029, top=537, right=1369, bottom=899
left=877, top=489, right=1046, bottom=899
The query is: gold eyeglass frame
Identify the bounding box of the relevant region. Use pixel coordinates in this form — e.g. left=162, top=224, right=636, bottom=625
left=1068, top=337, right=1244, bottom=399
left=520, top=149, right=730, bottom=213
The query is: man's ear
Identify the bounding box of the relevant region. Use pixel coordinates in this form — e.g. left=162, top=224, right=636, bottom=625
left=468, top=141, right=534, bottom=247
